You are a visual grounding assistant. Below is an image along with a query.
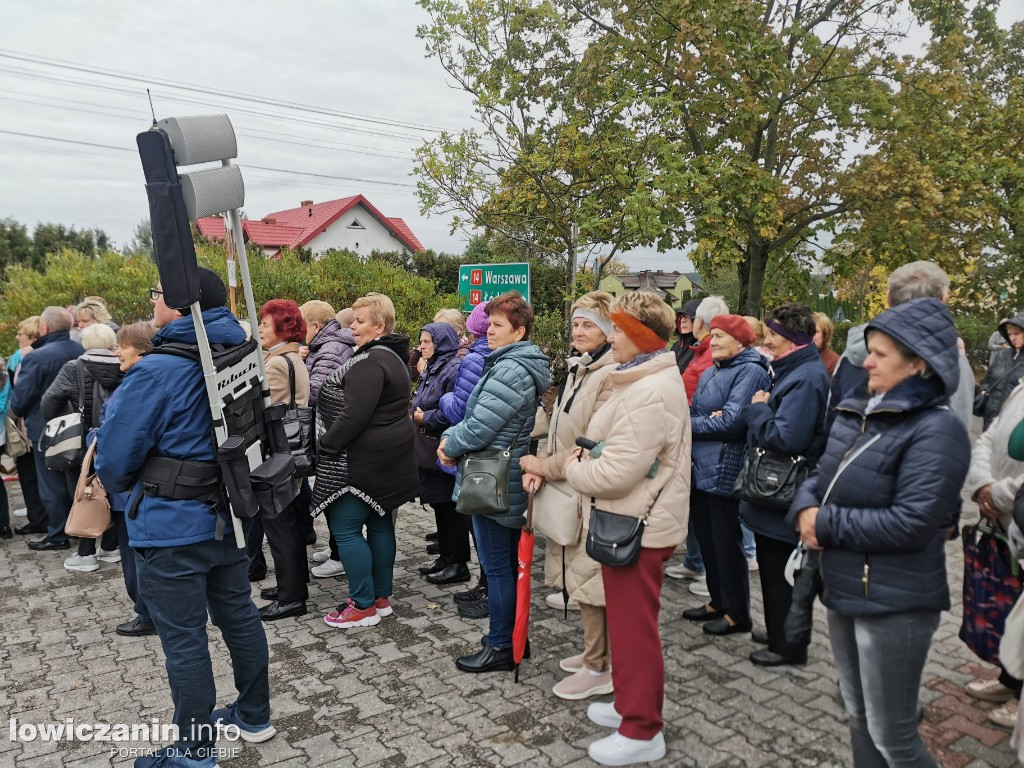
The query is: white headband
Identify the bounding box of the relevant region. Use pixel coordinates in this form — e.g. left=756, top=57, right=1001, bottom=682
left=572, top=308, right=613, bottom=337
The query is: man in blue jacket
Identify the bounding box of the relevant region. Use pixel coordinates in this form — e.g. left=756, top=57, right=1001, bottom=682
left=11, top=306, right=83, bottom=548
left=95, top=269, right=274, bottom=767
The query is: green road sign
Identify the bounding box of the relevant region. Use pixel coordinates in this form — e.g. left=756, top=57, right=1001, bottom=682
left=458, top=262, right=531, bottom=311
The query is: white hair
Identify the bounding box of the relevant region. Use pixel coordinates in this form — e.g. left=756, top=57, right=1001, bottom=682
left=695, top=296, right=729, bottom=326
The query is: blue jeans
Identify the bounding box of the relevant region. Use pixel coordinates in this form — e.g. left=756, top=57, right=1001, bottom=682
left=741, top=523, right=756, bottom=559
left=33, top=442, right=71, bottom=543
left=327, top=494, right=395, bottom=609
left=828, top=609, right=941, bottom=768
left=136, top=520, right=269, bottom=756
left=113, top=508, right=150, bottom=623
left=471, top=515, right=520, bottom=649
left=682, top=517, right=704, bottom=571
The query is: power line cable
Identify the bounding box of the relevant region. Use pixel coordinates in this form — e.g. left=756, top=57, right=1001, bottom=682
left=0, top=65, right=430, bottom=143
left=0, top=94, right=416, bottom=161
left=0, top=49, right=451, bottom=135
left=0, top=129, right=418, bottom=188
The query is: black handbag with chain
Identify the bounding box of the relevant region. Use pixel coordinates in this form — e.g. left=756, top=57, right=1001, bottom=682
left=282, top=355, right=315, bottom=478
left=733, top=447, right=809, bottom=509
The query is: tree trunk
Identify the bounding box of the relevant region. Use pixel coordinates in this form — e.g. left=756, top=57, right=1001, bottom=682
left=745, top=244, right=770, bottom=317
left=736, top=255, right=751, bottom=315
left=564, top=239, right=577, bottom=327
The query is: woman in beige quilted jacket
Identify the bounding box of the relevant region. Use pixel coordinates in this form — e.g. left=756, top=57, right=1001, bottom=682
left=520, top=291, right=617, bottom=701
left=563, top=291, right=691, bottom=767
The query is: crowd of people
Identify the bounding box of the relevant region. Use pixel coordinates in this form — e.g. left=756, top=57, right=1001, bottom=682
left=1, top=259, right=1023, bottom=767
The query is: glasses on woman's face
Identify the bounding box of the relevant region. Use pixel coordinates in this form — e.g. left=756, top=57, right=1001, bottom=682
left=149, top=287, right=164, bottom=301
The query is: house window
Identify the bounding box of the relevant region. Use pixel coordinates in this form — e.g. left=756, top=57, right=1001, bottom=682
left=347, top=219, right=365, bottom=230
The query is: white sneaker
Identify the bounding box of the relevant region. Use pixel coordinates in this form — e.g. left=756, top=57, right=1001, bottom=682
left=588, top=731, right=666, bottom=766
left=545, top=592, right=581, bottom=611
left=965, top=677, right=1015, bottom=703
left=689, top=579, right=710, bottom=597
left=311, top=547, right=332, bottom=564
left=311, top=559, right=345, bottom=578
left=97, top=548, right=121, bottom=563
left=13, top=507, right=27, bottom=518
left=64, top=554, right=99, bottom=572
left=587, top=701, right=623, bottom=729
left=747, top=556, right=759, bottom=572
left=665, top=562, right=703, bottom=580
left=989, top=698, right=1019, bottom=729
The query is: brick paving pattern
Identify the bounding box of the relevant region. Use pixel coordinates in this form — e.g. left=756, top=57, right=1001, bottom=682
left=0, top=475, right=1018, bottom=767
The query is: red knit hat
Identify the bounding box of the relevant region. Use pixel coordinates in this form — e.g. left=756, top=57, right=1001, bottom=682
left=710, top=314, right=755, bottom=346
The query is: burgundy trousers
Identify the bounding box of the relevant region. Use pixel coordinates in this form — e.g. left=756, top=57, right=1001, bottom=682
left=603, top=545, right=675, bottom=740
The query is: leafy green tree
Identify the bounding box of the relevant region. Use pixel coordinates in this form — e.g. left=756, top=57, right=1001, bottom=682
left=125, top=219, right=154, bottom=258
left=415, top=0, right=673, bottom=314
left=0, top=218, right=36, bottom=276
left=32, top=223, right=105, bottom=261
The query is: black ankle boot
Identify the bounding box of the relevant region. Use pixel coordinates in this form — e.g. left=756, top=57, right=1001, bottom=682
left=456, top=645, right=515, bottom=673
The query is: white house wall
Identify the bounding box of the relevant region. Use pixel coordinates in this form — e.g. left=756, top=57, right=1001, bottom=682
left=304, top=206, right=410, bottom=257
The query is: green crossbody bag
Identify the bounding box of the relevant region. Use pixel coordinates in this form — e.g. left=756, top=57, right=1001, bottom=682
left=455, top=419, right=528, bottom=516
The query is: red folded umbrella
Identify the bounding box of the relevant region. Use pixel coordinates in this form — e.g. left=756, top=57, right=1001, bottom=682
left=513, top=490, right=536, bottom=682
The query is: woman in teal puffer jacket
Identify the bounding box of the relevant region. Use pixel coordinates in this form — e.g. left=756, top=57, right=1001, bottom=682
left=439, top=292, right=550, bottom=674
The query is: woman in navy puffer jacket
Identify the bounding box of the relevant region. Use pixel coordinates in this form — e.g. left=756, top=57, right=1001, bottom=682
left=791, top=297, right=970, bottom=768
left=739, top=303, right=830, bottom=668
left=684, top=315, right=770, bottom=637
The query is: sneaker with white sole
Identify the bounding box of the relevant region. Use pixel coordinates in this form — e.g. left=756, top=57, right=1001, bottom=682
left=689, top=579, right=710, bottom=597
left=965, top=677, right=1015, bottom=703
left=560, top=652, right=585, bottom=673
left=374, top=597, right=393, bottom=617
left=311, top=559, right=345, bottom=578
left=545, top=592, right=581, bottom=611
left=324, top=598, right=380, bottom=628
left=665, top=563, right=703, bottom=580
left=989, top=698, right=1019, bottom=728
left=96, top=548, right=121, bottom=563
left=211, top=700, right=276, bottom=743
left=587, top=701, right=623, bottom=729
left=553, top=667, right=614, bottom=700
left=311, top=547, right=332, bottom=564
left=588, top=731, right=666, bottom=766
left=63, top=554, right=99, bottom=572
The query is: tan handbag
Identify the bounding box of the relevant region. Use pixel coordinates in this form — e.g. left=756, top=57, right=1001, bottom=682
left=533, top=478, right=583, bottom=546
left=4, top=417, right=28, bottom=459
left=64, top=442, right=111, bottom=538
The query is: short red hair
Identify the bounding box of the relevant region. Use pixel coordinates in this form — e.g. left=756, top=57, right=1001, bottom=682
left=260, top=299, right=306, bottom=344
left=485, top=291, right=534, bottom=338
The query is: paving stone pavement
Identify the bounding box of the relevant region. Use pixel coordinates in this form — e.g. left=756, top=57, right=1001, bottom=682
left=0, top=473, right=1018, bottom=767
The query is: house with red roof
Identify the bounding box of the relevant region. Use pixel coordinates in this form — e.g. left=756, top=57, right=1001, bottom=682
left=195, top=195, right=425, bottom=259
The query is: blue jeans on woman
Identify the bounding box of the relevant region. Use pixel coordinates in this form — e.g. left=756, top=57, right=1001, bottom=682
left=828, top=609, right=941, bottom=768
left=471, top=515, right=520, bottom=649
left=327, top=494, right=395, bottom=609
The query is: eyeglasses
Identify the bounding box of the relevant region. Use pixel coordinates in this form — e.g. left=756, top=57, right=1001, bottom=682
left=149, top=288, right=163, bottom=301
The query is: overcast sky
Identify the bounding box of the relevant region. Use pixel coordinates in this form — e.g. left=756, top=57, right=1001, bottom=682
left=1, top=1, right=1020, bottom=275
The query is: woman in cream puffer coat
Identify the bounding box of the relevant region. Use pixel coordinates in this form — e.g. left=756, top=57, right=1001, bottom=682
left=520, top=291, right=617, bottom=702
left=563, top=292, right=690, bottom=767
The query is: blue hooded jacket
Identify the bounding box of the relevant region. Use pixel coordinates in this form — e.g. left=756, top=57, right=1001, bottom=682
left=95, top=307, right=247, bottom=548
left=440, top=335, right=491, bottom=425
left=690, top=346, right=771, bottom=495
left=789, top=297, right=971, bottom=616
left=442, top=341, right=550, bottom=527
left=412, top=322, right=462, bottom=435
left=739, top=344, right=830, bottom=543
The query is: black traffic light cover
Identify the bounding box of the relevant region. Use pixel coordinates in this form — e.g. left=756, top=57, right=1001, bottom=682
left=136, top=128, right=201, bottom=311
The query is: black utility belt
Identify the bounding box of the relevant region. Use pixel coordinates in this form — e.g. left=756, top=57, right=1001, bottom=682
left=128, top=456, right=222, bottom=519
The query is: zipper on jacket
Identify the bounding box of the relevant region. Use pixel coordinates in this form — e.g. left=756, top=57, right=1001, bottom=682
left=820, top=433, right=882, bottom=503
left=862, top=555, right=871, bottom=598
